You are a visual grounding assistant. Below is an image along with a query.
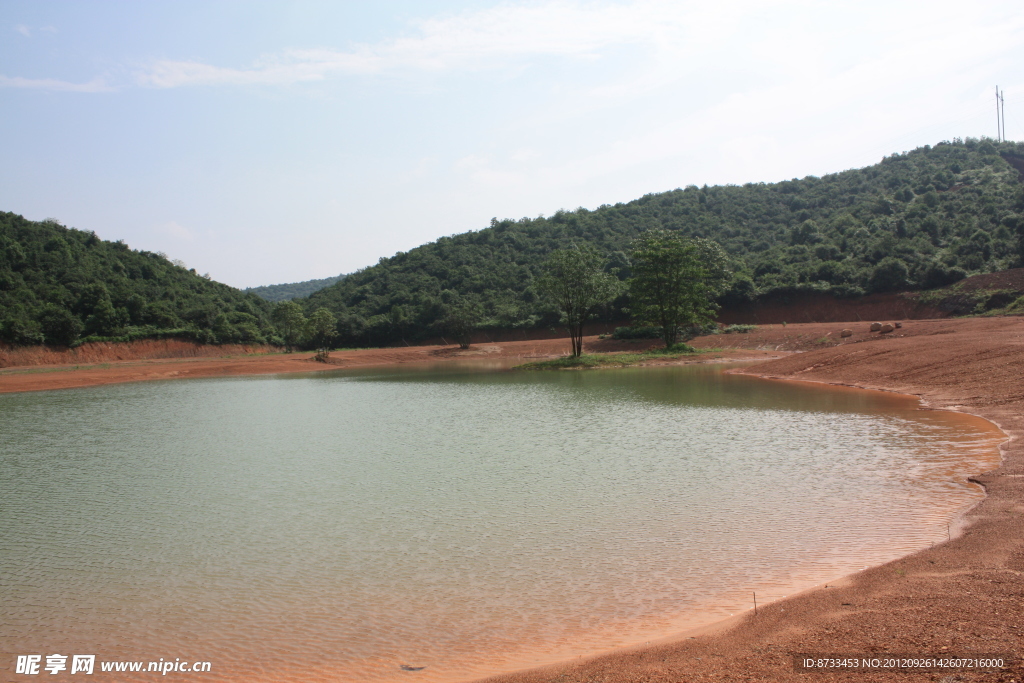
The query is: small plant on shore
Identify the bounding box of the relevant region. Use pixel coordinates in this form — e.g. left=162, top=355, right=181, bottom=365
left=723, top=324, right=757, bottom=334
left=518, top=354, right=604, bottom=369
left=659, top=342, right=697, bottom=354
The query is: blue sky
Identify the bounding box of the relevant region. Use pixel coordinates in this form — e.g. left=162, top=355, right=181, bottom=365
left=2, top=1, right=1022, bottom=288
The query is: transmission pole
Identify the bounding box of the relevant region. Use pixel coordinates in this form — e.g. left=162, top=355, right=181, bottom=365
left=996, top=85, right=1002, bottom=142
left=1001, top=88, right=1006, bottom=142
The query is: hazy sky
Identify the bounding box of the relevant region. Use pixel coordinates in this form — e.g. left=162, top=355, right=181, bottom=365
left=2, top=1, right=1022, bottom=288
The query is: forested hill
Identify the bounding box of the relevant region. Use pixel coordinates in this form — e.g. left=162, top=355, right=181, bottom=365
left=246, top=274, right=345, bottom=302
left=5, top=138, right=1023, bottom=351
left=0, top=212, right=276, bottom=347
left=305, top=138, right=1024, bottom=347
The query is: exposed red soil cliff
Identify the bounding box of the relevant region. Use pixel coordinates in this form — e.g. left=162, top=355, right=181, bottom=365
left=0, top=338, right=277, bottom=368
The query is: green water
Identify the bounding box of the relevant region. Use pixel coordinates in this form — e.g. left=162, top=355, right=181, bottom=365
left=0, top=363, right=1003, bottom=682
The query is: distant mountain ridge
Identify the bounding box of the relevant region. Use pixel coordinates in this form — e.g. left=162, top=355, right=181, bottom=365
left=246, top=274, right=345, bottom=302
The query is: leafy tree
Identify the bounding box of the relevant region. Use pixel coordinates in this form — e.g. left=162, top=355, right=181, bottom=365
left=0, top=309, right=43, bottom=345
left=272, top=300, right=307, bottom=351
left=38, top=304, right=83, bottom=346
left=869, top=257, right=911, bottom=292
left=629, top=229, right=723, bottom=348
left=537, top=246, right=620, bottom=357
left=306, top=307, right=338, bottom=359
left=441, top=300, right=481, bottom=349
left=691, top=237, right=732, bottom=297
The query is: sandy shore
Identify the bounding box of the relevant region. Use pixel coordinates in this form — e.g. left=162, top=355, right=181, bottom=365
left=2, top=317, right=1022, bottom=681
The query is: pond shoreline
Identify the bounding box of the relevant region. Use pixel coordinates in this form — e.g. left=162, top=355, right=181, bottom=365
left=0, top=336, right=780, bottom=394
left=478, top=316, right=1024, bottom=683
left=3, top=316, right=1022, bottom=681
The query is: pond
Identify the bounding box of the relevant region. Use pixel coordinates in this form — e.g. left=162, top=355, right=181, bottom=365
left=0, top=362, right=1004, bottom=681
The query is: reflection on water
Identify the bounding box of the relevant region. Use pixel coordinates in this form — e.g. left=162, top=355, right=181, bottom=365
left=0, top=363, right=1004, bottom=682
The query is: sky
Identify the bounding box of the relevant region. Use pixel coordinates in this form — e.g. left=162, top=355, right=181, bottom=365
left=2, top=1, right=1023, bottom=289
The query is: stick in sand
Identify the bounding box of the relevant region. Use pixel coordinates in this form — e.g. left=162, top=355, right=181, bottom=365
left=753, top=591, right=757, bottom=616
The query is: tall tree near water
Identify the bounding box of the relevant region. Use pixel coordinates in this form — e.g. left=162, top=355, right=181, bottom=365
left=441, top=299, right=481, bottom=349
left=272, top=300, right=306, bottom=351
left=537, top=246, right=620, bottom=357
left=629, top=230, right=729, bottom=348
left=306, top=307, right=338, bottom=360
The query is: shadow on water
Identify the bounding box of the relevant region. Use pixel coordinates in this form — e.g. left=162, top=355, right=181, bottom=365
left=314, top=360, right=909, bottom=415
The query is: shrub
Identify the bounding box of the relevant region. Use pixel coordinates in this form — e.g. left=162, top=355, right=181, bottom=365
left=612, top=326, right=662, bottom=339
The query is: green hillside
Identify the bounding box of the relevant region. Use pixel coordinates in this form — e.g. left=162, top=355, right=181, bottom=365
left=5, top=137, right=1023, bottom=351
left=305, top=138, right=1024, bottom=347
left=246, top=274, right=345, bottom=302
left=0, top=212, right=276, bottom=347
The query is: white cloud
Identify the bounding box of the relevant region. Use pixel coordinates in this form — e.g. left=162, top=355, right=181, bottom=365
left=14, top=24, right=30, bottom=37
left=132, top=0, right=738, bottom=88
left=0, top=75, right=113, bottom=92
left=157, top=221, right=195, bottom=241
left=447, top=1, right=1024, bottom=196
left=9, top=0, right=1023, bottom=106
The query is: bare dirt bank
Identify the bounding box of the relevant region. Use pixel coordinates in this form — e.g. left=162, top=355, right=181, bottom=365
left=0, top=338, right=278, bottom=368
left=477, top=316, right=1024, bottom=683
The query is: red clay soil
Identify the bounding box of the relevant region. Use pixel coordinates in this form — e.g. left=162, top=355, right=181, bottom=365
left=2, top=318, right=1023, bottom=682
left=716, top=268, right=1024, bottom=326
left=945, top=268, right=1024, bottom=293
left=0, top=338, right=278, bottom=368
left=715, top=291, right=948, bottom=325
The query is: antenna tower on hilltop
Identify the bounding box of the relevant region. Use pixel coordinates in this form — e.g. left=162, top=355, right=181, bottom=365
left=996, top=86, right=1005, bottom=142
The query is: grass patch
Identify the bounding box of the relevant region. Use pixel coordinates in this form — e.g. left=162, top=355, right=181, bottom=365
left=981, top=293, right=1024, bottom=316
left=915, top=286, right=1021, bottom=316
left=516, top=343, right=702, bottom=370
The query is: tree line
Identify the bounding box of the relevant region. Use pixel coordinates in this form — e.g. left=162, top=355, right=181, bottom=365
left=300, top=138, right=1024, bottom=348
